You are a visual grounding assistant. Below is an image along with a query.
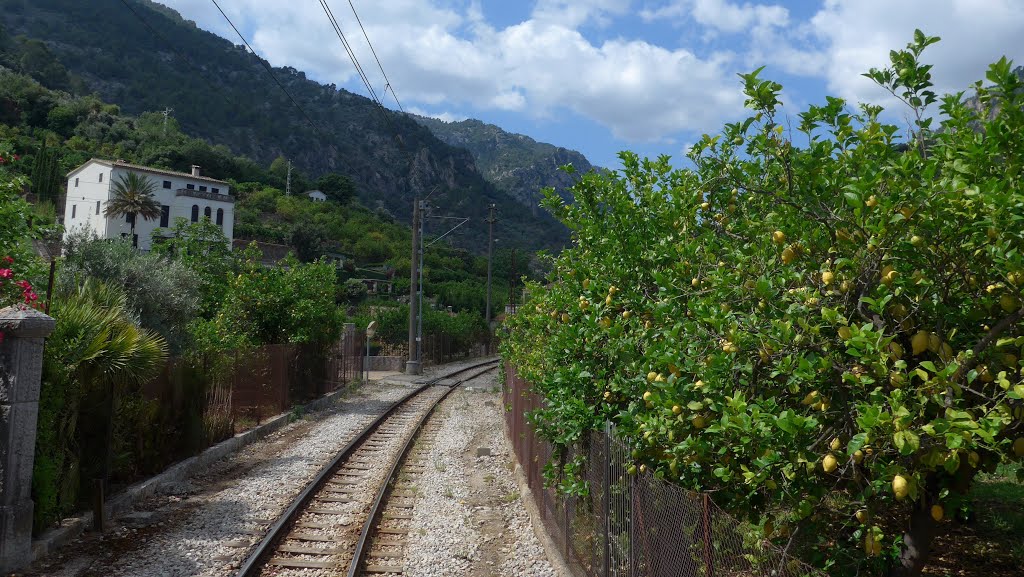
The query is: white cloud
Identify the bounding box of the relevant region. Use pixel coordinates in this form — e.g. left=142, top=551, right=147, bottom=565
left=160, top=0, right=745, bottom=142
left=532, top=0, right=633, bottom=28
left=405, top=107, right=467, bottom=123
left=808, top=0, right=1024, bottom=105
left=154, top=0, right=1024, bottom=149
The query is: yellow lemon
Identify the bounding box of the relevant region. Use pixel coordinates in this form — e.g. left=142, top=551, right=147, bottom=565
left=642, top=391, right=653, bottom=401
left=781, top=247, right=796, bottom=265
left=855, top=509, right=870, bottom=524
left=647, top=372, right=657, bottom=383
left=865, top=195, right=878, bottom=208
left=772, top=230, right=786, bottom=245
left=830, top=437, right=842, bottom=451
left=1013, top=437, right=1024, bottom=457
left=889, top=341, right=905, bottom=360
left=692, top=415, right=708, bottom=429
left=911, top=331, right=930, bottom=356
left=892, top=475, right=909, bottom=499
left=561, top=313, right=570, bottom=323
left=821, top=270, right=834, bottom=286
left=823, top=454, right=838, bottom=473
left=672, top=405, right=682, bottom=415
left=853, top=450, right=864, bottom=464
left=931, top=505, right=944, bottom=522
left=583, top=278, right=591, bottom=290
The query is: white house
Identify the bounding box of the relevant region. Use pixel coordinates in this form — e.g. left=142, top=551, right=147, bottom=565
left=63, top=159, right=235, bottom=251
left=306, top=189, right=327, bottom=202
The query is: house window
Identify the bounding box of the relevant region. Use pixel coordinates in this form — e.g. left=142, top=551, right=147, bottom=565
left=191, top=205, right=199, bottom=222
left=199, top=185, right=207, bottom=192
left=74, top=177, right=79, bottom=187
left=98, top=173, right=103, bottom=183
left=163, top=180, right=172, bottom=189
left=212, top=187, right=220, bottom=194
left=216, top=208, right=224, bottom=226
left=160, top=205, right=170, bottom=227
left=71, top=205, right=76, bottom=219
left=186, top=184, right=195, bottom=190
left=204, top=206, right=212, bottom=220
left=96, top=200, right=101, bottom=215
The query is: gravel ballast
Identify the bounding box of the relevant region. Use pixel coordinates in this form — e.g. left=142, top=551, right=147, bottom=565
left=404, top=371, right=558, bottom=577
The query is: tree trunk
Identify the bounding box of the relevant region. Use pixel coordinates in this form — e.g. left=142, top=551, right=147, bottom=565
left=887, top=506, right=938, bottom=577
left=129, top=215, right=136, bottom=247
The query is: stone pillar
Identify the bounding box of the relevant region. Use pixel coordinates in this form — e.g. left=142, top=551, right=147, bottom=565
left=0, top=306, right=55, bottom=572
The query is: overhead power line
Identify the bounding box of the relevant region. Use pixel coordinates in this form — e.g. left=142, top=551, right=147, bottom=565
left=209, top=0, right=322, bottom=136
left=317, top=0, right=402, bottom=139
left=346, top=0, right=404, bottom=113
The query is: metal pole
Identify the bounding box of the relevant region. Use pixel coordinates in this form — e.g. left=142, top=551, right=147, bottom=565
left=406, top=199, right=421, bottom=375
left=602, top=421, right=611, bottom=577
left=703, top=493, right=715, bottom=576
left=485, top=204, right=496, bottom=325
left=416, top=200, right=425, bottom=366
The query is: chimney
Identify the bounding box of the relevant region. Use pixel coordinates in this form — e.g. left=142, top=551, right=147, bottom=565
left=191, top=165, right=201, bottom=177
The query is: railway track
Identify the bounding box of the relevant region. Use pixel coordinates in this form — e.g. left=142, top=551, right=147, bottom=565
left=235, top=358, right=500, bottom=576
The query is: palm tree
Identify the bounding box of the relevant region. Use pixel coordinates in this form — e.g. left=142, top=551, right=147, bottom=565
left=103, top=172, right=161, bottom=247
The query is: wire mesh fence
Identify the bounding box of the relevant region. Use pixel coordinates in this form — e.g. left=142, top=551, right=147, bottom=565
left=503, top=365, right=826, bottom=577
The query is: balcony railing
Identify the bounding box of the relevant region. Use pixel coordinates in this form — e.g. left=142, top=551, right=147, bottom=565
left=175, top=188, right=235, bottom=203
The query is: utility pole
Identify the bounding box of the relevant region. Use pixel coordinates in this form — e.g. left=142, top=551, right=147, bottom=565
left=416, top=200, right=426, bottom=366
left=406, top=198, right=421, bottom=375
left=485, top=204, right=497, bottom=326
left=161, top=107, right=174, bottom=136
left=286, top=160, right=292, bottom=195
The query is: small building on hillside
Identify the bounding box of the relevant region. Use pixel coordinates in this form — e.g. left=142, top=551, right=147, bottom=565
left=306, top=189, right=327, bottom=202
left=63, top=159, right=234, bottom=251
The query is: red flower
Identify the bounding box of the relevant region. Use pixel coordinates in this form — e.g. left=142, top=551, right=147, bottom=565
left=15, top=280, right=31, bottom=290
left=0, top=269, right=11, bottom=279
left=1, top=256, right=13, bottom=264
left=12, top=155, right=19, bottom=161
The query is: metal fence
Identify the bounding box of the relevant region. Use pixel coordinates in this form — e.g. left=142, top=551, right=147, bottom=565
left=503, top=366, right=825, bottom=577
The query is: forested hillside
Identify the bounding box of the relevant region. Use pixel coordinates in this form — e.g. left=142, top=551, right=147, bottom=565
left=0, top=0, right=570, bottom=252
left=410, top=115, right=597, bottom=216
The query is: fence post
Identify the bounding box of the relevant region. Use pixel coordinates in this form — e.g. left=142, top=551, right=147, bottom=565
left=602, top=422, right=611, bottom=577
left=0, top=306, right=56, bottom=572
left=702, top=493, right=715, bottom=577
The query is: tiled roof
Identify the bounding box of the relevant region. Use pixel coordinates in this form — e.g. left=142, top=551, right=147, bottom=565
left=67, top=159, right=229, bottom=184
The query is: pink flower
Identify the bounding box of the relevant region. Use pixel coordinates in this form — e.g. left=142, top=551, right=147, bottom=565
left=15, top=280, right=31, bottom=289
left=0, top=269, right=11, bottom=279
left=25, top=292, right=38, bottom=302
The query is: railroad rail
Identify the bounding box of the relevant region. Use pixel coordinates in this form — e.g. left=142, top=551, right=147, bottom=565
left=235, top=358, right=500, bottom=576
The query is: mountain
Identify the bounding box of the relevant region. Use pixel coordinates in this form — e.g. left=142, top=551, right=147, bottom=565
left=0, top=0, right=569, bottom=252
left=410, top=115, right=597, bottom=217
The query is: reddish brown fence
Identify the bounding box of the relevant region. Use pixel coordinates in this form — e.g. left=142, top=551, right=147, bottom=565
left=141, top=330, right=366, bottom=443
left=503, top=366, right=825, bottom=577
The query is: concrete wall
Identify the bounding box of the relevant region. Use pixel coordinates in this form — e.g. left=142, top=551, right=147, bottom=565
left=363, top=356, right=405, bottom=372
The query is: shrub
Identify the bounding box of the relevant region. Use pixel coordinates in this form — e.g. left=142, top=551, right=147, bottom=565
left=503, top=33, right=1024, bottom=576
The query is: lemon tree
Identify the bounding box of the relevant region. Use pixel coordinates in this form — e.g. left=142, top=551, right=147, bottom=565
left=503, top=32, right=1024, bottom=577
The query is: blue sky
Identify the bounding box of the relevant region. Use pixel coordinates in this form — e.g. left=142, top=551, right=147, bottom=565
left=160, top=1, right=1024, bottom=170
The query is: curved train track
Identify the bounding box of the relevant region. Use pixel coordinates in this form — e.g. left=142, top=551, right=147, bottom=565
left=235, top=358, right=500, bottom=576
